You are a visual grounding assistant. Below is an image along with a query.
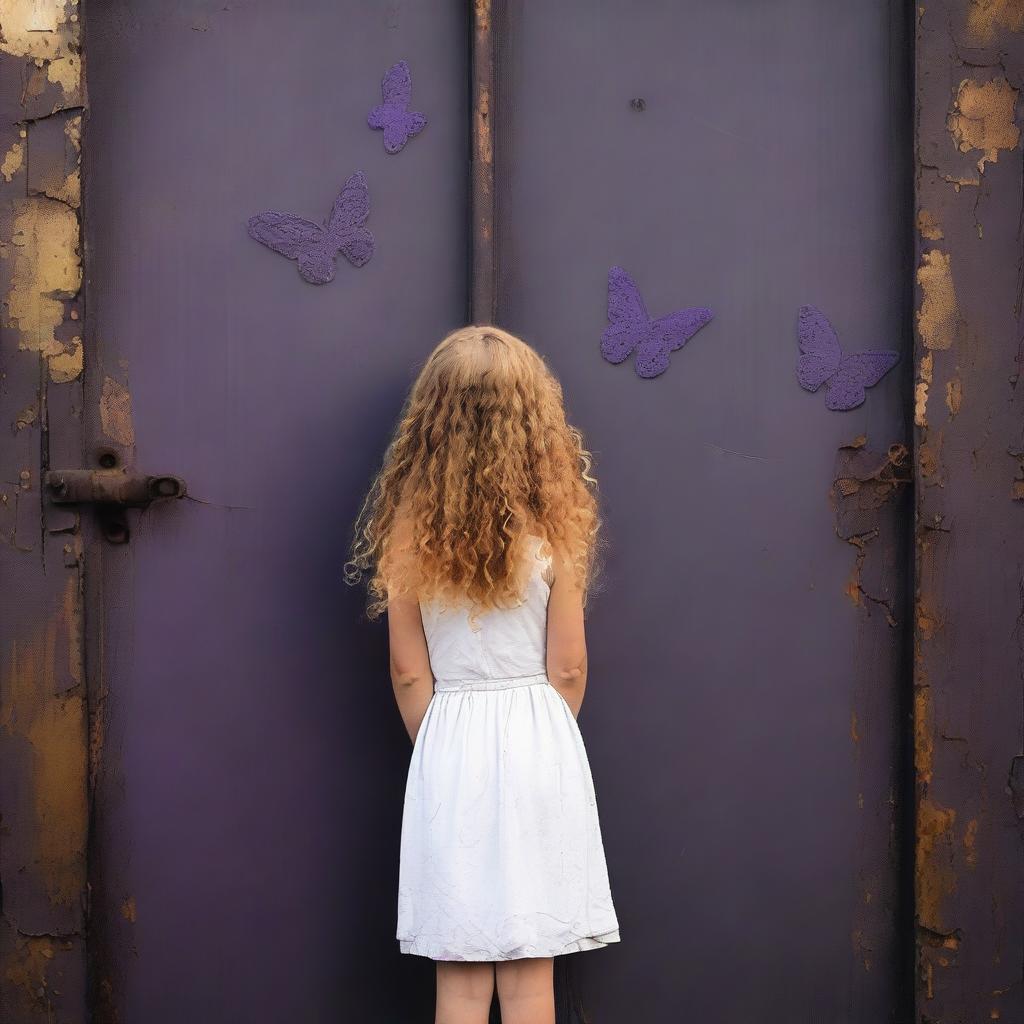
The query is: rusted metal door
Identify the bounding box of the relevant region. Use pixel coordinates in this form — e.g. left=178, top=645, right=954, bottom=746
left=80, top=3, right=468, bottom=1021
left=490, top=2, right=913, bottom=1020
left=4, top=1, right=1021, bottom=1022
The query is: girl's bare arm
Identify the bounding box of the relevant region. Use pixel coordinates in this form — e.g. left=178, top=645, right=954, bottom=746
left=387, top=591, right=434, bottom=744
left=385, top=510, right=434, bottom=743
left=545, top=545, right=588, bottom=718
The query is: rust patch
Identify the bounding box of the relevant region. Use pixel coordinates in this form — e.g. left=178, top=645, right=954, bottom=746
left=2, top=584, right=88, bottom=910
left=99, top=376, right=135, bottom=447
left=919, top=434, right=944, bottom=482
left=917, top=250, right=959, bottom=351
left=917, top=798, right=959, bottom=930
left=945, top=377, right=962, bottom=417
left=831, top=437, right=909, bottom=625
left=963, top=818, right=979, bottom=867
left=2, top=932, right=76, bottom=1018
left=120, top=896, right=136, bottom=923
left=948, top=78, right=1020, bottom=176
left=917, top=208, right=944, bottom=240
left=916, top=352, right=934, bottom=428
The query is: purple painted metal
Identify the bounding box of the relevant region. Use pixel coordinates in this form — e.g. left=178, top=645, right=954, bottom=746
left=82, top=2, right=467, bottom=1020
left=494, top=1, right=912, bottom=1019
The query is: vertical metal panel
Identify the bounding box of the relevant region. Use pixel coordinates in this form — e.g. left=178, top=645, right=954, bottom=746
left=0, top=5, right=89, bottom=1021
left=913, top=3, right=1024, bottom=1021
left=82, top=2, right=467, bottom=1019
left=494, top=2, right=912, bottom=1020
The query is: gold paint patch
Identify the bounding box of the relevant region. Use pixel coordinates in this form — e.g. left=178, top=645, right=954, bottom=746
left=916, top=352, right=933, bottom=428
left=965, top=0, right=1024, bottom=43
left=917, top=250, right=958, bottom=351
left=100, top=376, right=135, bottom=447
left=1, top=140, right=24, bottom=182
left=948, top=77, right=1020, bottom=175
left=0, top=0, right=74, bottom=60
left=4, top=199, right=81, bottom=375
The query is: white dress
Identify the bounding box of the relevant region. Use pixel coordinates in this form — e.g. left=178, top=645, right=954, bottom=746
left=396, top=534, right=621, bottom=961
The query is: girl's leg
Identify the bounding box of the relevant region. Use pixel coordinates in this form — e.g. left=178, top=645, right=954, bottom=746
left=494, top=957, right=555, bottom=1024
left=435, top=961, right=496, bottom=1024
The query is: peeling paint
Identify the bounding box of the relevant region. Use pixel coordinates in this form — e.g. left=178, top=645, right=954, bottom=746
left=965, top=0, right=1024, bottom=44
left=917, top=250, right=958, bottom=351
left=831, top=437, right=909, bottom=625
left=917, top=209, right=944, bottom=240
left=99, top=376, right=135, bottom=447
left=916, top=352, right=933, bottom=428
left=0, top=0, right=76, bottom=62
left=3, top=199, right=81, bottom=366
left=917, top=798, right=958, bottom=930
left=1, top=140, right=24, bottom=181
left=2, top=607, right=88, bottom=910
left=948, top=78, right=1020, bottom=176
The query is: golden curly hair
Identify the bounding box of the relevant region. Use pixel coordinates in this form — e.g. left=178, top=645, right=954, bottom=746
left=344, top=325, right=603, bottom=620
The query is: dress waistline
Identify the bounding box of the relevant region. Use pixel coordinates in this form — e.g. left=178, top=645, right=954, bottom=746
left=433, top=672, right=550, bottom=693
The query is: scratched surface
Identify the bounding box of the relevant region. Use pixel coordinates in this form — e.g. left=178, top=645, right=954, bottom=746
left=913, top=2, right=1024, bottom=1021
left=0, top=3, right=89, bottom=1020
left=495, top=1, right=913, bottom=1019
left=82, top=1, right=467, bottom=1020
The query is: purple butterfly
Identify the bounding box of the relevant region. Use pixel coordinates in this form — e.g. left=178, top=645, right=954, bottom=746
left=797, top=305, right=899, bottom=411
left=367, top=60, right=427, bottom=154
left=247, top=171, right=374, bottom=285
left=601, top=267, right=714, bottom=378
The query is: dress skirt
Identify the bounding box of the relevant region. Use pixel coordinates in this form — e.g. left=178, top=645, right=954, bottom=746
left=396, top=672, right=621, bottom=961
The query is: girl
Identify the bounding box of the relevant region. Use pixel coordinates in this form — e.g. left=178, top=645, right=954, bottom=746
left=346, top=326, right=620, bottom=1024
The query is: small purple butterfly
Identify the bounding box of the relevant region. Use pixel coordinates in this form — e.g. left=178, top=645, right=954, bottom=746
left=247, top=171, right=374, bottom=285
left=601, top=267, right=714, bottom=379
left=368, top=60, right=427, bottom=154
left=797, top=304, right=899, bottom=411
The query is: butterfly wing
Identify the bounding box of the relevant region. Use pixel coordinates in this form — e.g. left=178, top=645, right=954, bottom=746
left=825, top=351, right=900, bottom=410
left=636, top=307, right=714, bottom=378
left=381, top=60, right=412, bottom=107
left=247, top=212, right=324, bottom=259
left=797, top=304, right=843, bottom=392
left=248, top=212, right=336, bottom=283
left=367, top=103, right=390, bottom=130
left=601, top=266, right=649, bottom=365
left=328, top=171, right=375, bottom=268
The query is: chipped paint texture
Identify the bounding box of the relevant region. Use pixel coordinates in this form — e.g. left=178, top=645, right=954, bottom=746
left=915, top=3, right=1024, bottom=1022
left=947, top=77, right=1020, bottom=174
left=100, top=376, right=135, bottom=447
left=0, top=3, right=87, bottom=1020
left=916, top=249, right=958, bottom=351
left=966, top=0, right=1024, bottom=41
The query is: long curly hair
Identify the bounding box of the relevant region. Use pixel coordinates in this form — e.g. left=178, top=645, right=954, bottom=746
left=344, top=326, right=603, bottom=620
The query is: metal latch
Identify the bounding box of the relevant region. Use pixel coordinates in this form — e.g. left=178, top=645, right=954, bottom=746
left=45, top=470, right=187, bottom=507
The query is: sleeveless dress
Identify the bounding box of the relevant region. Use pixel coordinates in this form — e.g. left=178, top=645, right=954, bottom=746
left=396, top=534, right=621, bottom=961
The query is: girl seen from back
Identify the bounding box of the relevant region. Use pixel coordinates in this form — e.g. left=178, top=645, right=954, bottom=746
left=346, top=326, right=620, bottom=1024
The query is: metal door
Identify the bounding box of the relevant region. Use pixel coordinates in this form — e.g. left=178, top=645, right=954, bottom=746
left=491, top=2, right=912, bottom=1020
left=82, top=3, right=467, bottom=1020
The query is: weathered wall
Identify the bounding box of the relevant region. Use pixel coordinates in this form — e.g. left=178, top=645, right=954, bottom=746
left=0, top=2, right=89, bottom=1022
left=913, top=1, right=1024, bottom=1021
